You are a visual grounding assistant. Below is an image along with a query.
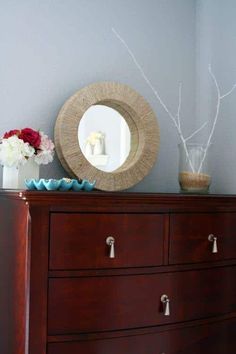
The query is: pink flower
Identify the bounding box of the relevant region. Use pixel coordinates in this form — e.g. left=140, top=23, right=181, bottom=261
left=39, top=132, right=54, bottom=152
left=34, top=131, right=54, bottom=165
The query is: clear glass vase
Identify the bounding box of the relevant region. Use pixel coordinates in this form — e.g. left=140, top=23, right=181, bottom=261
left=178, top=143, right=211, bottom=193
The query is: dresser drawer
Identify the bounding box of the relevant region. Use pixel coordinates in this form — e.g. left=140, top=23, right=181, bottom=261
left=48, top=266, right=236, bottom=334
left=49, top=213, right=164, bottom=270
left=169, top=213, right=236, bottom=264
left=47, top=317, right=236, bottom=354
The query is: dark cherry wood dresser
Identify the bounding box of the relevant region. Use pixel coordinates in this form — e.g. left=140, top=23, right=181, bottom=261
left=0, top=190, right=236, bottom=354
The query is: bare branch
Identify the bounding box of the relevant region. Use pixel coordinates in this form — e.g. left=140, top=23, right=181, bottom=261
left=112, top=29, right=235, bottom=175
left=176, top=83, right=182, bottom=129
left=208, top=64, right=220, bottom=97
left=197, top=66, right=221, bottom=173
left=220, top=84, right=236, bottom=99
left=112, top=27, right=195, bottom=172
left=185, top=121, right=208, bottom=142
left=112, top=28, right=177, bottom=124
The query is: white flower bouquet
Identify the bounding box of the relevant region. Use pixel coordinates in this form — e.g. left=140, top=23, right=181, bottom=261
left=0, top=128, right=55, bottom=168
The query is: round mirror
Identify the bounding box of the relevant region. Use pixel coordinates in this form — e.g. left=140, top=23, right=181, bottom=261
left=78, top=105, right=131, bottom=172
left=54, top=82, right=160, bottom=191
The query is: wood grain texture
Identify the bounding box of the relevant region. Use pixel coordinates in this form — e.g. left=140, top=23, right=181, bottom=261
left=0, top=198, right=29, bottom=354
left=47, top=317, right=236, bottom=354
left=28, top=206, right=50, bottom=354
left=169, top=212, right=236, bottom=264
left=54, top=82, right=160, bottom=191
left=1, top=191, right=236, bottom=354
left=12, top=190, right=236, bottom=213
left=49, top=213, right=164, bottom=270
left=48, top=267, right=236, bottom=334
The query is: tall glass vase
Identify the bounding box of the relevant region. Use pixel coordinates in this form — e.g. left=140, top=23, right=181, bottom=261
left=178, top=143, right=211, bottom=193
left=2, top=157, right=39, bottom=189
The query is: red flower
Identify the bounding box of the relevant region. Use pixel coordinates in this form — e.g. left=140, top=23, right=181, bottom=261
left=19, top=128, right=41, bottom=149
left=3, top=129, right=21, bottom=139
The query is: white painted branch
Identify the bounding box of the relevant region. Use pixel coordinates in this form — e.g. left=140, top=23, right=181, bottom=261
left=112, top=27, right=195, bottom=172
left=197, top=65, right=236, bottom=173
left=112, top=28, right=177, bottom=123
left=185, top=121, right=208, bottom=142
left=112, top=28, right=236, bottom=176
left=177, top=83, right=182, bottom=129
left=197, top=67, right=220, bottom=173
left=220, top=84, right=236, bottom=99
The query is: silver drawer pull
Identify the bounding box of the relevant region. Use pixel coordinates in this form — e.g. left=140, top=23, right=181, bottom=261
left=161, top=294, right=170, bottom=316
left=208, top=234, right=218, bottom=253
left=106, top=236, right=115, bottom=258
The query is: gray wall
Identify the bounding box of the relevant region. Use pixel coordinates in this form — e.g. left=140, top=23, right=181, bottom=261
left=1, top=0, right=232, bottom=193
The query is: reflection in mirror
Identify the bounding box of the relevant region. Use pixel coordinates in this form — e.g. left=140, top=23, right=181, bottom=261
left=78, top=105, right=131, bottom=172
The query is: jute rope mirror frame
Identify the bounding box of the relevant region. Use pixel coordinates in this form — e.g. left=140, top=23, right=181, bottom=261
left=54, top=82, right=160, bottom=191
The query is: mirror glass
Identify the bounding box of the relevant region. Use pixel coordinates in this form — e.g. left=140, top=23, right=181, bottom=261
left=78, top=105, right=131, bottom=172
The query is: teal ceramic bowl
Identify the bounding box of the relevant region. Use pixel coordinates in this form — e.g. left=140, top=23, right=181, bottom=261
left=25, top=178, right=96, bottom=191
left=43, top=179, right=61, bottom=190
left=25, top=179, right=36, bottom=190
left=71, top=179, right=85, bottom=191
left=33, top=179, right=47, bottom=190
left=59, top=178, right=74, bottom=191
left=84, top=180, right=96, bottom=191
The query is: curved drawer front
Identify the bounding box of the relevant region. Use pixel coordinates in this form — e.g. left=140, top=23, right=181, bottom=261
left=48, top=266, right=236, bottom=334
left=169, top=213, right=236, bottom=264
left=49, top=213, right=164, bottom=270
left=47, top=317, right=236, bottom=354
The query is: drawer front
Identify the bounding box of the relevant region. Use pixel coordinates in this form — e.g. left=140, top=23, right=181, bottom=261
left=48, top=267, right=236, bottom=334
left=47, top=317, right=236, bottom=354
left=169, top=213, right=236, bottom=264
left=49, top=213, right=164, bottom=269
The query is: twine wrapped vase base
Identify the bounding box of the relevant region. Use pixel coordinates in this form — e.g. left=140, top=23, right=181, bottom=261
left=179, top=171, right=211, bottom=193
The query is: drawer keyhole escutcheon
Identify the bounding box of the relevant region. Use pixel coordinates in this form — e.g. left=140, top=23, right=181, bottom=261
left=208, top=234, right=218, bottom=253
left=161, top=294, right=170, bottom=316
left=106, top=236, right=115, bottom=258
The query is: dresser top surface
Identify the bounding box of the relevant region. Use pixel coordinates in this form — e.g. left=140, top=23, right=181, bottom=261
left=1, top=189, right=236, bottom=212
